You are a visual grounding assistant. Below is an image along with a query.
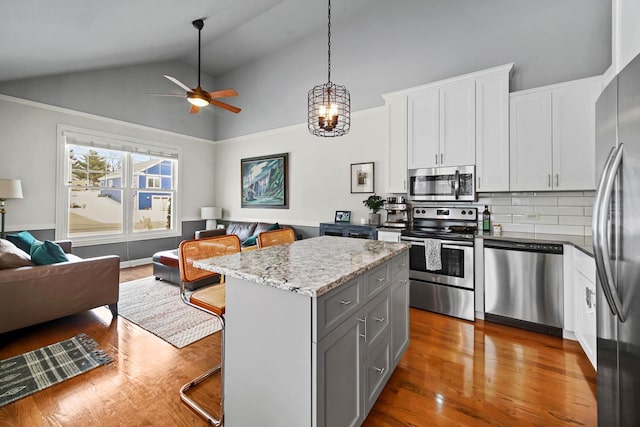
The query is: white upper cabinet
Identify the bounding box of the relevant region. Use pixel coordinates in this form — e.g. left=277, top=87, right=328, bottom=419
left=510, top=77, right=602, bottom=191
left=408, top=80, right=475, bottom=169
left=408, top=89, right=439, bottom=169
left=382, top=63, right=512, bottom=192
left=385, top=96, right=408, bottom=194
left=440, top=80, right=476, bottom=167
left=476, top=69, right=512, bottom=192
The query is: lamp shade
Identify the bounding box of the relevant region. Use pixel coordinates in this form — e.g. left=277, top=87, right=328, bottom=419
left=201, top=207, right=222, bottom=220
left=0, top=179, right=23, bottom=199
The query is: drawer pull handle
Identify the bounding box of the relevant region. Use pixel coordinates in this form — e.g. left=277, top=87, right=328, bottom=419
left=373, top=367, right=385, bottom=375
left=358, top=318, right=367, bottom=342
left=338, top=300, right=352, bottom=305
left=373, top=317, right=385, bottom=323
left=375, top=277, right=385, bottom=282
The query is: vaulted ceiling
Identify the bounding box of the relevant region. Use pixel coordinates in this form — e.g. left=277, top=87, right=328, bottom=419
left=0, top=0, right=377, bottom=82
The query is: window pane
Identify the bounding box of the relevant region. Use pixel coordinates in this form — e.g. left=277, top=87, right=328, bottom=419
left=132, top=154, right=174, bottom=190
left=68, top=188, right=123, bottom=236
left=68, top=145, right=123, bottom=187
left=133, top=192, right=172, bottom=232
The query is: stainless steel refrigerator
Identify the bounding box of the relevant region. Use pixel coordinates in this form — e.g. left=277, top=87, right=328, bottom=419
left=593, top=52, right=640, bottom=426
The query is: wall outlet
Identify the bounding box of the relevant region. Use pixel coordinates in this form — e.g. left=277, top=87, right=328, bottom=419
left=526, top=212, right=540, bottom=220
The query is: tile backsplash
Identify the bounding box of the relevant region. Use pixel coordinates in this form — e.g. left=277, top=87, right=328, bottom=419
left=474, top=191, right=595, bottom=236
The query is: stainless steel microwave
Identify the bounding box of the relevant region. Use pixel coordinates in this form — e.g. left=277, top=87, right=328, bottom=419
left=408, top=165, right=476, bottom=202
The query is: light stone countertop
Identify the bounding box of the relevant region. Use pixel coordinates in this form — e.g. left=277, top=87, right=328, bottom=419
left=193, top=235, right=410, bottom=297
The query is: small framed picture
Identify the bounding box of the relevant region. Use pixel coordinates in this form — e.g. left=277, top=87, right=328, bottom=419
left=335, top=210, right=351, bottom=223
left=351, top=162, right=374, bottom=193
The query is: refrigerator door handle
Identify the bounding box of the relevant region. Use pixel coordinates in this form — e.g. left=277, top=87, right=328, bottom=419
left=593, top=143, right=625, bottom=321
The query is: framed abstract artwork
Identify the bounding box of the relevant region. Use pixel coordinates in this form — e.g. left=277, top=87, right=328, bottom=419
left=350, top=162, right=374, bottom=193
left=241, top=153, right=289, bottom=209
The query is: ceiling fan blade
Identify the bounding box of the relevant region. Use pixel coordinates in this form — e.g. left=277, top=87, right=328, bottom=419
left=190, top=105, right=201, bottom=114
left=209, top=99, right=241, bottom=114
left=207, top=88, right=238, bottom=99
left=147, top=93, right=186, bottom=97
left=164, top=75, right=192, bottom=93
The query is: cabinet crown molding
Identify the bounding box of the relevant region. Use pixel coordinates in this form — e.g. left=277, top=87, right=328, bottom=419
left=382, top=63, right=514, bottom=100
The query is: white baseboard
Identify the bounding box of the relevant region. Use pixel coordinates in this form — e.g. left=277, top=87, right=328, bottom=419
left=120, top=257, right=152, bottom=268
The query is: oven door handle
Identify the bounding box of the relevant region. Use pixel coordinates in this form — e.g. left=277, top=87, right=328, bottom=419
left=400, top=237, right=473, bottom=247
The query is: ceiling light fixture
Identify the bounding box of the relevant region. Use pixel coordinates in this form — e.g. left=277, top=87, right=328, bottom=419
left=307, top=0, right=350, bottom=137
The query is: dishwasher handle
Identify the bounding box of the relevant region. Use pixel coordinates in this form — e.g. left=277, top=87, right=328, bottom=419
left=484, top=239, right=563, bottom=254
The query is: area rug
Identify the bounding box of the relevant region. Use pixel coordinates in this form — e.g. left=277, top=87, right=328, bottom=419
left=118, top=277, right=222, bottom=349
left=0, top=333, right=112, bottom=408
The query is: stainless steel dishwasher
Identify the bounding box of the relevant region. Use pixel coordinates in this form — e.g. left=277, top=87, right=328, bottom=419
left=484, top=239, right=564, bottom=337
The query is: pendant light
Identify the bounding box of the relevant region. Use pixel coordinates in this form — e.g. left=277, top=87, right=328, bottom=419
left=307, top=0, right=351, bottom=137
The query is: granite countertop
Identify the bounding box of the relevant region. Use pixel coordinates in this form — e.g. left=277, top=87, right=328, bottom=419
left=475, top=231, right=593, bottom=256
left=193, top=236, right=410, bottom=297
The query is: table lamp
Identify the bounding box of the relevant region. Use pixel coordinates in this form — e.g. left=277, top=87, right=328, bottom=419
left=0, top=179, right=24, bottom=239
left=201, top=206, right=222, bottom=230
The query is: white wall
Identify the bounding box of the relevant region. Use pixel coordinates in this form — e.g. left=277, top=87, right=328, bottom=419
left=614, top=0, right=640, bottom=71
left=0, top=95, right=216, bottom=233
left=214, top=107, right=386, bottom=226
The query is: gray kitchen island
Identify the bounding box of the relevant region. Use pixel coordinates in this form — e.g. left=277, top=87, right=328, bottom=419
left=194, top=236, right=410, bottom=427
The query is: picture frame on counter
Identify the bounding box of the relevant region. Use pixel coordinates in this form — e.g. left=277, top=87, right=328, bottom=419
left=350, top=162, right=374, bottom=193
left=335, top=210, right=351, bottom=223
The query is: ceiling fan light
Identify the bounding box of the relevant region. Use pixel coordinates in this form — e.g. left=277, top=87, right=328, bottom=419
left=188, top=96, right=209, bottom=107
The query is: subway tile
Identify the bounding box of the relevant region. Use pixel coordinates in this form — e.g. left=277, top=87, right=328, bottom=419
left=491, top=205, right=534, bottom=214
left=475, top=198, right=512, bottom=206
left=512, top=197, right=558, bottom=206
left=534, top=206, right=584, bottom=216
left=585, top=226, right=593, bottom=236
left=558, top=196, right=595, bottom=206
left=512, top=214, right=559, bottom=225
left=491, top=214, right=512, bottom=224
left=487, top=193, right=512, bottom=198
left=583, top=190, right=596, bottom=197
left=534, top=191, right=584, bottom=197
left=509, top=192, right=535, bottom=197
left=501, top=223, right=535, bottom=233
left=534, top=224, right=585, bottom=235
left=559, top=216, right=593, bottom=226
left=585, top=206, right=593, bottom=216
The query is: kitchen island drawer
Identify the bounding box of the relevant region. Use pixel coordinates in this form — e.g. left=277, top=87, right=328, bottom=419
left=314, top=276, right=363, bottom=341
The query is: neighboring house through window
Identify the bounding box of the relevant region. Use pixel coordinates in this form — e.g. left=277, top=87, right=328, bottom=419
left=56, top=125, right=181, bottom=244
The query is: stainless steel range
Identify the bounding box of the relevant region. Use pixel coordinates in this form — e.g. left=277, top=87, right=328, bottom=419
left=400, top=205, right=477, bottom=321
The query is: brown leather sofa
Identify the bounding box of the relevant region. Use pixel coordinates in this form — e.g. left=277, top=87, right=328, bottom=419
left=0, top=240, right=120, bottom=334
left=153, top=221, right=297, bottom=289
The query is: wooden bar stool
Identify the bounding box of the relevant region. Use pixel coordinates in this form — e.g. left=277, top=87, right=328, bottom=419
left=178, top=234, right=241, bottom=426
left=257, top=228, right=296, bottom=248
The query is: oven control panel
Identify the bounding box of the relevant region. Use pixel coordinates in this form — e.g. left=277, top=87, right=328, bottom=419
left=412, top=206, right=477, bottom=221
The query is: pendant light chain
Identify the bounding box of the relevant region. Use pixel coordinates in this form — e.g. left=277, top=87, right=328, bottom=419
left=327, top=0, right=331, bottom=83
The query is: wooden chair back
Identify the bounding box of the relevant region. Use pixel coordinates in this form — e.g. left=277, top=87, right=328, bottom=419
left=257, top=228, right=296, bottom=248
left=178, top=234, right=241, bottom=283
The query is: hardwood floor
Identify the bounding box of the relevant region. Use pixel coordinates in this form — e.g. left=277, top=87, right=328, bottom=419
left=0, top=265, right=596, bottom=426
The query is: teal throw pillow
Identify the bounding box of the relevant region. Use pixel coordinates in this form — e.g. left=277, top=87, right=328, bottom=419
left=30, top=240, right=69, bottom=265
left=242, top=223, right=281, bottom=247
left=6, top=231, right=38, bottom=254
left=242, top=234, right=258, bottom=247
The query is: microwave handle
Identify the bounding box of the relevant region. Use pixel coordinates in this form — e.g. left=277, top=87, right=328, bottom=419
left=454, top=170, right=460, bottom=200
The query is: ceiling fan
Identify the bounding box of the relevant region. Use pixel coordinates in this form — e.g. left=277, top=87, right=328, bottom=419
left=149, top=19, right=241, bottom=115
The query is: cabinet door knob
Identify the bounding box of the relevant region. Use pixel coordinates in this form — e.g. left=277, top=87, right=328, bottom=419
left=338, top=300, right=352, bottom=305
left=548, top=174, right=551, bottom=187
left=435, top=153, right=438, bottom=165
left=440, top=153, right=444, bottom=164
left=555, top=174, right=559, bottom=187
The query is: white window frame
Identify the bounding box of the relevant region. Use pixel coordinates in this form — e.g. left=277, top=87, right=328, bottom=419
left=146, top=176, right=162, bottom=189
left=56, top=125, right=182, bottom=246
